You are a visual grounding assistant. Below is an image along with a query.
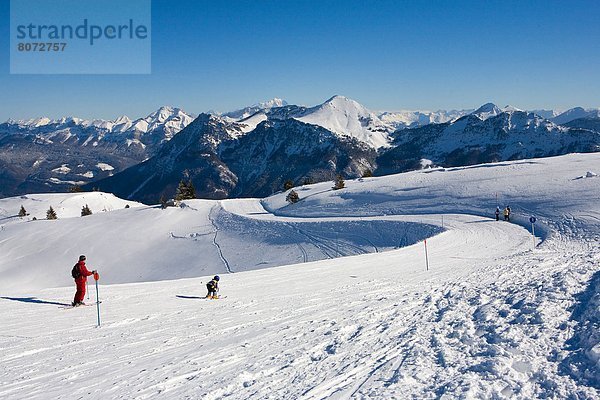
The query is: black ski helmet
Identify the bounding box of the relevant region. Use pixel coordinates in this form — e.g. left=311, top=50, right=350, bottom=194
left=213, top=275, right=220, bottom=281
left=79, top=255, right=86, bottom=261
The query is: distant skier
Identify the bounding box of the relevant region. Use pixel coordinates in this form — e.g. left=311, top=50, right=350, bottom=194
left=503, top=206, right=510, bottom=221
left=495, top=207, right=500, bottom=221
left=206, top=275, right=220, bottom=299
left=71, top=255, right=97, bottom=307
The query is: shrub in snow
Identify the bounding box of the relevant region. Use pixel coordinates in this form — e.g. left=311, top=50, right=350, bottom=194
left=46, top=206, right=57, bottom=220
left=284, top=180, right=294, bottom=191
left=332, top=174, right=345, bottom=190
left=286, top=190, right=300, bottom=204
left=362, top=169, right=373, bottom=178
left=81, top=204, right=92, bottom=216
left=18, top=205, right=27, bottom=217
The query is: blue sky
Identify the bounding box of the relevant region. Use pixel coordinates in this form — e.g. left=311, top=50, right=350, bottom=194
left=1, top=0, right=599, bottom=120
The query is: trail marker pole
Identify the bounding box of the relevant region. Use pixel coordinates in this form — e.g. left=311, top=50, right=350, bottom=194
left=529, top=216, right=537, bottom=250
left=86, top=280, right=90, bottom=300
left=424, top=239, right=430, bottom=271
left=93, top=272, right=100, bottom=327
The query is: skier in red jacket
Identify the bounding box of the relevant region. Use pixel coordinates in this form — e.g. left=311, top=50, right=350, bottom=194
left=72, top=255, right=97, bottom=307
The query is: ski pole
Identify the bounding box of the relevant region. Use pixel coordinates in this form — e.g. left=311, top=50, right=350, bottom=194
left=86, top=280, right=90, bottom=300
left=93, top=271, right=100, bottom=327
left=424, top=239, right=430, bottom=271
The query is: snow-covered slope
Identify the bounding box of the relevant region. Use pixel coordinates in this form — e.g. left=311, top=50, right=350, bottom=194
left=0, top=153, right=599, bottom=398
left=294, top=95, right=394, bottom=148
left=0, top=192, right=142, bottom=220
left=1, top=153, right=599, bottom=398
left=236, top=111, right=268, bottom=133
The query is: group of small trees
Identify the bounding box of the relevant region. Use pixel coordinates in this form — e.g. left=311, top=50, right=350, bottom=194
left=175, top=179, right=197, bottom=201
left=18, top=204, right=94, bottom=220
left=284, top=173, right=349, bottom=204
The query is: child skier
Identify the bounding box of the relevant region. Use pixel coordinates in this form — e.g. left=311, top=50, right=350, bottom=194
left=206, top=275, right=220, bottom=299
left=71, top=255, right=97, bottom=307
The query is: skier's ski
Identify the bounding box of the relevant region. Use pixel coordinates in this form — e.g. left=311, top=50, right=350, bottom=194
left=59, top=301, right=102, bottom=309
left=203, top=295, right=227, bottom=300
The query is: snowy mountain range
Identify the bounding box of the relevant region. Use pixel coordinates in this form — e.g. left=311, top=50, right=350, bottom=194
left=1, top=97, right=599, bottom=201
left=0, top=107, right=194, bottom=196
left=378, top=110, right=599, bottom=174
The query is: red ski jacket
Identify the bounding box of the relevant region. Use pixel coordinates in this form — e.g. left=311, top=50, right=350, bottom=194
left=75, top=261, right=93, bottom=283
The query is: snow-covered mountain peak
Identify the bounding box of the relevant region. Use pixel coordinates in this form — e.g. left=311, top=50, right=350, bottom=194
left=18, top=116, right=53, bottom=128
left=147, top=106, right=183, bottom=123
left=257, top=98, right=288, bottom=109
left=323, top=94, right=361, bottom=106
left=471, top=103, right=503, bottom=120
left=295, top=95, right=393, bottom=148
left=551, top=107, right=600, bottom=125
left=223, top=98, right=289, bottom=120
left=113, top=115, right=132, bottom=125
left=502, top=104, right=522, bottom=112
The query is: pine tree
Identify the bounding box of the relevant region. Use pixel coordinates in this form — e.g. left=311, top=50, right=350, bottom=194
left=81, top=204, right=92, bottom=216
left=303, top=177, right=314, bottom=186
left=18, top=205, right=27, bottom=217
left=186, top=181, right=197, bottom=199
left=362, top=169, right=373, bottom=178
left=46, top=206, right=57, bottom=220
left=284, top=180, right=294, bottom=191
left=286, top=190, right=300, bottom=204
left=332, top=174, right=345, bottom=190
left=69, top=185, right=83, bottom=193
left=175, top=179, right=196, bottom=201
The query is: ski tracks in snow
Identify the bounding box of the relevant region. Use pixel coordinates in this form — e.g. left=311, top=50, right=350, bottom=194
left=208, top=203, right=232, bottom=274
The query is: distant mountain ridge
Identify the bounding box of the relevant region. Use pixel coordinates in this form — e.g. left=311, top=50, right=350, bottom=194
left=90, top=100, right=600, bottom=203
left=2, top=97, right=600, bottom=201
left=377, top=109, right=599, bottom=174
left=0, top=106, right=194, bottom=197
